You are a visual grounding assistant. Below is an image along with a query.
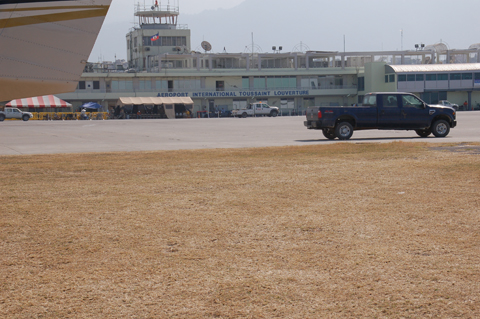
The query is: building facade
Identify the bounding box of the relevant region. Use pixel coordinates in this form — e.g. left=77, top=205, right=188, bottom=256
left=57, top=4, right=480, bottom=114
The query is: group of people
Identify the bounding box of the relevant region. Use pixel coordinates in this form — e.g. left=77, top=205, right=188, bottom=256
left=109, top=104, right=166, bottom=119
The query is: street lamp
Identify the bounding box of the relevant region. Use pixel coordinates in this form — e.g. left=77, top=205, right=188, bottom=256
left=272, top=46, right=283, bottom=53
left=415, top=43, right=425, bottom=51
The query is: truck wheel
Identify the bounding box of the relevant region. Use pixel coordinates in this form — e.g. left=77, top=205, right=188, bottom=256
left=415, top=129, right=431, bottom=138
left=270, top=110, right=278, bottom=117
left=335, top=122, right=353, bottom=140
left=322, top=128, right=336, bottom=140
left=0, top=114, right=5, bottom=121
left=22, top=114, right=30, bottom=121
left=431, top=120, right=450, bottom=137
left=242, top=112, right=247, bottom=118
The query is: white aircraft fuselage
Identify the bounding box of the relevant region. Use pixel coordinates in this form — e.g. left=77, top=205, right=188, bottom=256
left=0, top=0, right=112, bottom=102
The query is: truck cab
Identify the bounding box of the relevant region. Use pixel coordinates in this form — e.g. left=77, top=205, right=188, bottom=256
left=367, top=93, right=432, bottom=129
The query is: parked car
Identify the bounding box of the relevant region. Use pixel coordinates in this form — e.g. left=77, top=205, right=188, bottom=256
left=438, top=100, right=458, bottom=110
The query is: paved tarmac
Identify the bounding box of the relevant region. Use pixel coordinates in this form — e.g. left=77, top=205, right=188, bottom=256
left=0, top=112, right=479, bottom=155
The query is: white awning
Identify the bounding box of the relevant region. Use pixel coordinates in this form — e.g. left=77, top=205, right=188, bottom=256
left=116, top=97, right=194, bottom=119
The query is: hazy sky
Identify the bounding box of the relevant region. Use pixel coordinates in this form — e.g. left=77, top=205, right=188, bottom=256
left=180, top=0, right=244, bottom=14
left=89, top=0, right=245, bottom=61
left=89, top=0, right=480, bottom=62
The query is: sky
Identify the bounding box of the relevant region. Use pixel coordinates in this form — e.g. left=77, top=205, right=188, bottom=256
left=89, top=0, right=245, bottom=61
left=89, top=0, right=480, bottom=62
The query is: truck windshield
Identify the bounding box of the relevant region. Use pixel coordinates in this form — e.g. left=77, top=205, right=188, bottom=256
left=363, top=95, right=377, bottom=107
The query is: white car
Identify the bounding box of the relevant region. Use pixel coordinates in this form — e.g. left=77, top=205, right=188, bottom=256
left=438, top=100, right=458, bottom=110
left=0, top=108, right=33, bottom=121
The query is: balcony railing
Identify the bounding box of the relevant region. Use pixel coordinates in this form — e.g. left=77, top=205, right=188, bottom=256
left=75, top=85, right=357, bottom=94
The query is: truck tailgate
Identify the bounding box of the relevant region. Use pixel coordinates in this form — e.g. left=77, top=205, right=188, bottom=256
left=306, top=107, right=319, bottom=121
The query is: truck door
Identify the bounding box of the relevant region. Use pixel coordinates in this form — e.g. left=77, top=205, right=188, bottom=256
left=255, top=103, right=264, bottom=115
left=400, top=95, right=430, bottom=128
left=7, top=108, right=21, bottom=119
left=378, top=94, right=402, bottom=127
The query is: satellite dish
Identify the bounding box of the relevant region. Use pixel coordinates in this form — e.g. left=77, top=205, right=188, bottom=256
left=201, top=41, right=212, bottom=52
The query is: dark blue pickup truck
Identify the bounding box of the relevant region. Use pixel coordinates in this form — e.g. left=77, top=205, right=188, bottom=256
left=304, top=92, right=457, bottom=140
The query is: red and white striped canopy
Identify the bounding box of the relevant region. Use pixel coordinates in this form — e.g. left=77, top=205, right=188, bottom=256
left=6, top=95, right=72, bottom=108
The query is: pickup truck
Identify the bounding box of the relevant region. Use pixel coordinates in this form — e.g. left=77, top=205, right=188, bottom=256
left=0, top=107, right=33, bottom=121
left=232, top=102, right=279, bottom=118
left=304, top=92, right=456, bottom=140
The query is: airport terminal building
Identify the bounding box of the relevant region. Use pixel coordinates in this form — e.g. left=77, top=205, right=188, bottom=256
left=58, top=3, right=480, bottom=115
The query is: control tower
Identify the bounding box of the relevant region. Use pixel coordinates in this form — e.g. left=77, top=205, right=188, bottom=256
left=126, top=1, right=191, bottom=70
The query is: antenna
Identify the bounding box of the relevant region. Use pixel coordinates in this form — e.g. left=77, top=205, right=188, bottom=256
left=292, top=41, right=310, bottom=53
left=400, top=29, right=403, bottom=51
left=244, top=32, right=262, bottom=53
left=201, top=41, right=212, bottom=52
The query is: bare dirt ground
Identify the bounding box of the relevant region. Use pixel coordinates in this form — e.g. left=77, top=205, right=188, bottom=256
left=1, top=142, right=480, bottom=318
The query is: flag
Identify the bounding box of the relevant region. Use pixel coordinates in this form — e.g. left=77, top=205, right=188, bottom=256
left=151, top=33, right=159, bottom=41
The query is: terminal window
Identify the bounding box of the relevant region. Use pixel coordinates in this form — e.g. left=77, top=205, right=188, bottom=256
left=450, top=73, right=462, bottom=80
left=253, top=77, right=266, bottom=89
left=142, top=36, right=187, bottom=47
left=242, top=77, right=249, bottom=89
left=111, top=80, right=133, bottom=91
left=267, top=76, right=296, bottom=89
left=437, top=74, right=448, bottom=81
left=358, top=77, right=365, bottom=91
left=303, top=98, right=315, bottom=107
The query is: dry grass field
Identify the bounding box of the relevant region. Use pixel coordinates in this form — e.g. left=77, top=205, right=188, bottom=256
left=1, top=142, right=480, bottom=318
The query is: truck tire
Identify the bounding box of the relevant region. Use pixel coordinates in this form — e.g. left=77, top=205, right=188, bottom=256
left=431, top=120, right=450, bottom=137
left=0, top=114, right=5, bottom=121
left=242, top=112, right=247, bottom=118
left=22, top=114, right=30, bottom=121
left=270, top=110, right=278, bottom=117
left=335, top=122, right=354, bottom=140
left=322, top=128, right=336, bottom=140
left=415, top=129, right=431, bottom=138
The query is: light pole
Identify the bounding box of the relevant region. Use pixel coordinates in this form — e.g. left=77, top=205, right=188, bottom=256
left=272, top=46, right=283, bottom=53
left=415, top=43, right=425, bottom=51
